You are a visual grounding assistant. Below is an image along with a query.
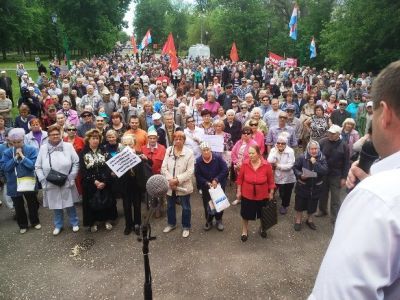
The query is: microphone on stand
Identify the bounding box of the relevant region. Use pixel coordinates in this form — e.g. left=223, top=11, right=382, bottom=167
left=141, top=174, right=169, bottom=300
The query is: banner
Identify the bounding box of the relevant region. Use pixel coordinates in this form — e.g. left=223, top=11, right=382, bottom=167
left=269, top=52, right=284, bottom=66
left=286, top=58, right=298, bottom=67
left=230, top=42, right=239, bottom=62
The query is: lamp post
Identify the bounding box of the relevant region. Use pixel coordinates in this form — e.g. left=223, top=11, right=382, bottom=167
left=267, top=21, right=271, bottom=55
left=51, top=13, right=59, bottom=61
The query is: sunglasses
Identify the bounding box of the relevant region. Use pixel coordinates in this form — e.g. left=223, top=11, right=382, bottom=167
left=67, top=128, right=77, bottom=131
left=250, top=123, right=258, bottom=126
left=242, top=132, right=252, bottom=135
left=232, top=101, right=237, bottom=104
left=241, top=107, right=248, bottom=109
left=276, top=142, right=286, bottom=145
left=339, top=103, right=347, bottom=106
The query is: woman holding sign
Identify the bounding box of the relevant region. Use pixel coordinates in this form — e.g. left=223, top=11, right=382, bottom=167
left=236, top=145, right=275, bottom=242
left=195, top=142, right=228, bottom=231
left=80, top=129, right=117, bottom=233
left=292, top=140, right=328, bottom=231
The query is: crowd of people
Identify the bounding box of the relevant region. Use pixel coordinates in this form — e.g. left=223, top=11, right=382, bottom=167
left=0, top=51, right=375, bottom=241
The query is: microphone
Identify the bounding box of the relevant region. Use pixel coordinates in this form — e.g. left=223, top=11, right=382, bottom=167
left=358, top=140, right=379, bottom=173
left=146, top=174, right=169, bottom=198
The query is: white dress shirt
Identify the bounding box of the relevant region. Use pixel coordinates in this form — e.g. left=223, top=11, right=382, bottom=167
left=309, top=151, right=400, bottom=300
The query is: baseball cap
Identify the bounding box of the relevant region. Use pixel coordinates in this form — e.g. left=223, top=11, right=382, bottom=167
left=339, top=99, right=348, bottom=105
left=327, top=125, right=342, bottom=134
left=152, top=113, right=161, bottom=121
left=366, top=101, right=373, bottom=108
left=147, top=130, right=158, bottom=137
left=285, top=104, right=295, bottom=111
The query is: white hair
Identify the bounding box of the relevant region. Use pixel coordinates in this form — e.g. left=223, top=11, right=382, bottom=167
left=251, top=107, right=262, bottom=117
left=226, top=109, right=235, bottom=116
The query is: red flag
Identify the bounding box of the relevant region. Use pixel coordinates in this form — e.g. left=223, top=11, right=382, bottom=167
left=131, top=35, right=138, bottom=54
left=162, top=33, right=178, bottom=71
left=230, top=42, right=239, bottom=62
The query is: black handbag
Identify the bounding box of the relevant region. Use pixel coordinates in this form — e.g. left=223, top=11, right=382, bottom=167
left=46, top=151, right=68, bottom=187
left=89, top=189, right=112, bottom=210
left=260, top=198, right=278, bottom=231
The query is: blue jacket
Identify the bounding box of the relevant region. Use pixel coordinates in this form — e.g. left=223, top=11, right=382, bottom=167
left=195, top=153, right=228, bottom=190
left=0, top=145, right=38, bottom=197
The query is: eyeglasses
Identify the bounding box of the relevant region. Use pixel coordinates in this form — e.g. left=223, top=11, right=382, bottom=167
left=187, top=120, right=194, bottom=123
left=242, top=132, right=252, bottom=135
left=250, top=123, right=258, bottom=126
left=232, top=101, right=237, bottom=104
left=276, top=142, right=286, bottom=145
left=241, top=107, right=248, bottom=109
left=67, top=128, right=77, bottom=131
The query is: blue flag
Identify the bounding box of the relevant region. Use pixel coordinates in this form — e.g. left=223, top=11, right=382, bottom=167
left=310, top=37, right=317, bottom=59
left=289, top=6, right=298, bottom=40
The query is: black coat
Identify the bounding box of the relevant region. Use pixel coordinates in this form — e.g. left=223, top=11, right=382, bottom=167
left=223, top=119, right=242, bottom=144
left=80, top=147, right=117, bottom=226
left=293, top=152, right=328, bottom=199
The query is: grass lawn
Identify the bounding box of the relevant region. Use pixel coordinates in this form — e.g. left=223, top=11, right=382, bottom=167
left=0, top=60, right=49, bottom=117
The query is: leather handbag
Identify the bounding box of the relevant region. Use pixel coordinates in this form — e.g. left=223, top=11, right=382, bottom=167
left=260, top=197, right=278, bottom=231
left=89, top=189, right=112, bottom=210
left=46, top=151, right=68, bottom=187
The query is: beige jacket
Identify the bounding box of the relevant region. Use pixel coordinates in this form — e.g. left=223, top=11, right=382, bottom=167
left=161, top=146, right=194, bottom=196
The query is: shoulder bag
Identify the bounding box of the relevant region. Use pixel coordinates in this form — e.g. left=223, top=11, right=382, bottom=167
left=46, top=151, right=69, bottom=187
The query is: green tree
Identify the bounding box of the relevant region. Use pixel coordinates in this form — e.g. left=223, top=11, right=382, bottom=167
left=321, top=0, right=400, bottom=72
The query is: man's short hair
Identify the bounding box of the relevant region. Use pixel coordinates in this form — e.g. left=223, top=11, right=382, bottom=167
left=371, top=60, right=400, bottom=116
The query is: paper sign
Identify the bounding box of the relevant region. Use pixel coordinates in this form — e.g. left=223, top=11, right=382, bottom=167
left=202, top=135, right=224, bottom=152
left=106, top=147, right=141, bottom=178
left=302, top=167, right=317, bottom=178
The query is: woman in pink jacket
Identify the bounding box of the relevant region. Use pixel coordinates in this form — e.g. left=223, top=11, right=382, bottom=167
left=58, top=100, right=79, bottom=126
left=231, top=126, right=257, bottom=205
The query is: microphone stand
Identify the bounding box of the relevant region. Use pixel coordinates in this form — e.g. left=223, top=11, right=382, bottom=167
left=138, top=196, right=158, bottom=300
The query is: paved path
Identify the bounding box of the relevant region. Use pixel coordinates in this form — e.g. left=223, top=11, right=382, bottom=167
left=0, top=186, right=332, bottom=299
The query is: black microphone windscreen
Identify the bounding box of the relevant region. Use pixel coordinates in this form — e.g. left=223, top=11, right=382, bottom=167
left=146, top=174, right=169, bottom=198
left=358, top=141, right=379, bottom=173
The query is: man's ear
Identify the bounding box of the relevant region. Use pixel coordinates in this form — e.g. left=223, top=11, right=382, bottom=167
left=380, top=101, right=393, bottom=129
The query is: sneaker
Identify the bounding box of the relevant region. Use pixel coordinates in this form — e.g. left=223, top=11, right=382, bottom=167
left=182, top=229, right=190, bottom=238
left=199, top=189, right=202, bottom=195
left=53, top=228, right=61, bottom=236
left=203, top=222, right=212, bottom=231
left=34, top=224, right=42, bottom=230
left=279, top=206, right=288, bottom=215
left=20, top=228, right=27, bottom=234
left=232, top=199, right=241, bottom=206
left=72, top=226, right=80, bottom=232
left=163, top=225, right=176, bottom=233
left=90, top=225, right=98, bottom=233
left=105, top=222, right=113, bottom=230
left=216, top=221, right=224, bottom=231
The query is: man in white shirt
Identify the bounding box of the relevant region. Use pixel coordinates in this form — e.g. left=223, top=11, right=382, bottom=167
left=263, top=98, right=282, bottom=128
left=309, top=60, right=400, bottom=299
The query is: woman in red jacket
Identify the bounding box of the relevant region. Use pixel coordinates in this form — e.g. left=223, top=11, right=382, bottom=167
left=236, top=144, right=275, bottom=242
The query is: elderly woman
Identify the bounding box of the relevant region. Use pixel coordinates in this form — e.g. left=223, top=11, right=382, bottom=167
left=161, top=131, right=195, bottom=238
left=203, top=91, right=221, bottom=118
left=341, top=118, right=360, bottom=159
left=120, top=96, right=138, bottom=126
left=175, top=102, right=189, bottom=129
left=235, top=102, right=250, bottom=125
left=119, top=134, right=146, bottom=235
left=35, top=125, right=80, bottom=235
left=224, top=109, right=242, bottom=145
left=267, top=134, right=296, bottom=215
left=231, top=127, right=258, bottom=205
left=0, top=128, right=40, bottom=233
left=245, top=107, right=268, bottom=134
left=24, top=118, right=48, bottom=149
left=195, top=142, right=228, bottom=231
left=14, top=105, right=35, bottom=134
left=213, top=106, right=226, bottom=122
left=58, top=100, right=79, bottom=126
left=80, top=129, right=117, bottom=232
left=248, top=119, right=265, bottom=155
left=293, top=140, right=328, bottom=231
left=236, top=145, right=275, bottom=241
left=200, top=109, right=215, bottom=135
